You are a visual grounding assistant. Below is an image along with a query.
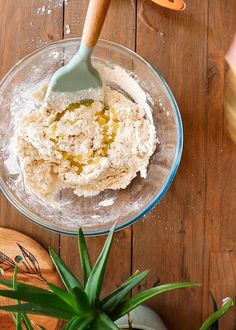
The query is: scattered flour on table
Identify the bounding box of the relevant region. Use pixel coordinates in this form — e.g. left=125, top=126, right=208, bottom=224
left=65, top=24, right=71, bottom=35
left=99, top=198, right=114, bottom=207
left=36, top=0, right=68, bottom=16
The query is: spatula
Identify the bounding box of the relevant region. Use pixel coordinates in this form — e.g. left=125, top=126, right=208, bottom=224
left=45, top=0, right=111, bottom=110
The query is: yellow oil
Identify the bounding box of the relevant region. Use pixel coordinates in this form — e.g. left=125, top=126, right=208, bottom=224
left=51, top=102, right=119, bottom=175
left=55, top=109, right=67, bottom=121
left=60, top=151, right=84, bottom=174
left=54, top=102, right=80, bottom=121
left=112, top=121, right=119, bottom=139
left=79, top=99, right=94, bottom=107
left=111, top=107, right=118, bottom=121
left=96, top=110, right=109, bottom=125
left=51, top=122, right=58, bottom=140
left=95, top=106, right=119, bottom=157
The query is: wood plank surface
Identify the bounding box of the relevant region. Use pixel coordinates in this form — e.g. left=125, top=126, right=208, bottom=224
left=0, top=1, right=63, bottom=246
left=133, top=1, right=208, bottom=329
left=207, top=0, right=236, bottom=252
left=1, top=0, right=236, bottom=329
left=60, top=0, right=135, bottom=296
left=209, top=252, right=236, bottom=329
left=0, top=1, right=63, bottom=327
left=203, top=1, right=236, bottom=329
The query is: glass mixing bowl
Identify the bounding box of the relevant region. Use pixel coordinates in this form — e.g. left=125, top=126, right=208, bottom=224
left=0, top=39, right=182, bottom=236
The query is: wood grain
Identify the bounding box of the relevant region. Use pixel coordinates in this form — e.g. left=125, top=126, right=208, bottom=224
left=0, top=2, right=63, bottom=325
left=133, top=1, right=208, bottom=329
left=0, top=0, right=63, bottom=280
left=0, top=228, right=61, bottom=329
left=207, top=1, right=236, bottom=252
left=1, top=1, right=236, bottom=329
left=209, top=252, right=236, bottom=330
left=203, top=1, right=236, bottom=328
left=60, top=0, right=136, bottom=297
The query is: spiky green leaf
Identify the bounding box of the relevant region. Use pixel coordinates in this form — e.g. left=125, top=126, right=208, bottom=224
left=0, top=278, right=15, bottom=289
left=16, top=319, right=23, bottom=330
left=48, top=283, right=91, bottom=314
left=200, top=297, right=234, bottom=330
left=111, top=282, right=201, bottom=320
left=102, top=270, right=149, bottom=312
left=10, top=312, right=17, bottom=324
left=209, top=292, right=218, bottom=312
left=0, top=303, right=74, bottom=320
left=85, top=223, right=116, bottom=307
left=2, top=278, right=75, bottom=322
left=13, top=265, right=22, bottom=330
left=78, top=228, right=92, bottom=286
left=13, top=265, right=19, bottom=291
left=13, top=265, right=31, bottom=330
left=47, top=282, right=75, bottom=309
left=92, top=312, right=119, bottom=329
left=0, top=278, right=56, bottom=295
left=70, top=287, right=91, bottom=313
left=0, top=289, right=73, bottom=314
left=65, top=314, right=94, bottom=330
left=2, top=277, right=89, bottom=317
left=209, top=292, right=218, bottom=330
left=22, top=314, right=34, bottom=330
left=49, top=247, right=83, bottom=293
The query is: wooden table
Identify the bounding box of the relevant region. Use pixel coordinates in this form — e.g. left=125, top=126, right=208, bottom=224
left=1, top=1, right=236, bottom=329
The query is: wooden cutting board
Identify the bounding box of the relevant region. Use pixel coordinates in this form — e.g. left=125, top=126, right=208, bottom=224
left=0, top=228, right=61, bottom=330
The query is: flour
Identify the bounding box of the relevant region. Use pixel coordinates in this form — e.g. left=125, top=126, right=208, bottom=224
left=16, top=74, right=157, bottom=202
left=97, top=64, right=154, bottom=124
left=65, top=24, right=71, bottom=35
left=99, top=198, right=114, bottom=207
left=36, top=0, right=68, bottom=15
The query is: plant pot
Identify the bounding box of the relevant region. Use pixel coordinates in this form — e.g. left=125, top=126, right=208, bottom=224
left=115, top=305, right=167, bottom=330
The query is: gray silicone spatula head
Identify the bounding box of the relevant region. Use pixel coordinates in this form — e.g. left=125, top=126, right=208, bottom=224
left=45, top=0, right=111, bottom=110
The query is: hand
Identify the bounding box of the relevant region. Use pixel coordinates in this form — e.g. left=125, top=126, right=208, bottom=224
left=226, top=33, right=236, bottom=73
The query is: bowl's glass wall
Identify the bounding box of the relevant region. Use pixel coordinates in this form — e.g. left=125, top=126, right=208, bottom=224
left=0, top=39, right=182, bottom=235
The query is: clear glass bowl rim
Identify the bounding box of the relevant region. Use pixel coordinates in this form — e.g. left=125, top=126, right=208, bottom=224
left=0, top=38, right=183, bottom=236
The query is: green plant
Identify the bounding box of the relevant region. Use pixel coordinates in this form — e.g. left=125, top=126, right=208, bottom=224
left=9, top=265, right=45, bottom=330
left=200, top=292, right=234, bottom=330
left=0, top=223, right=200, bottom=329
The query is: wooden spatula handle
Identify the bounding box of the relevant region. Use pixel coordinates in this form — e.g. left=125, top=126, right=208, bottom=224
left=82, top=0, right=111, bottom=48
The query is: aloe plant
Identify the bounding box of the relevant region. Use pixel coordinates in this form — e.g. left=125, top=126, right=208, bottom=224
left=0, top=223, right=200, bottom=329
left=200, top=292, right=234, bottom=330
left=10, top=265, right=44, bottom=330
